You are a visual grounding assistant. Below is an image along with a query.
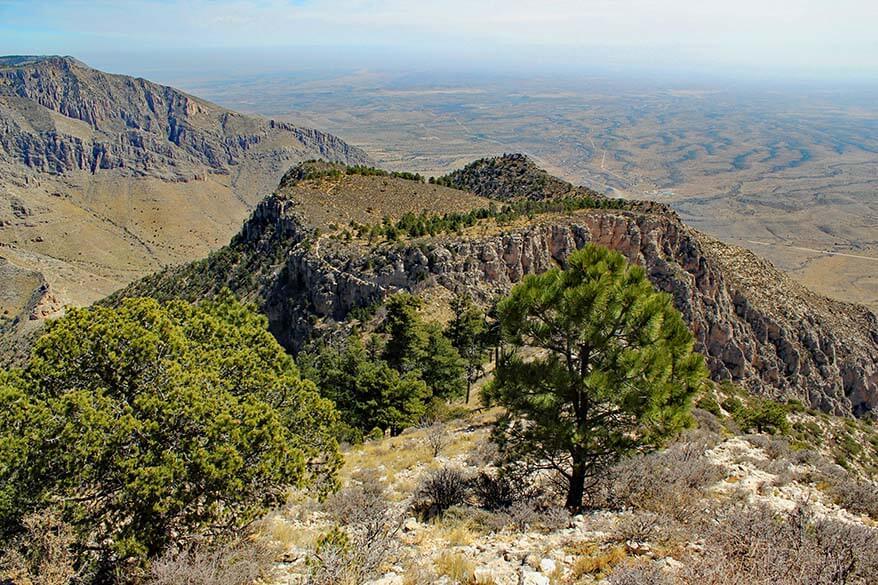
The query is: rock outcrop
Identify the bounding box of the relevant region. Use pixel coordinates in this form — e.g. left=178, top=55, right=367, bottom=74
left=0, top=55, right=371, bottom=312
left=117, top=186, right=878, bottom=417
left=0, top=56, right=369, bottom=179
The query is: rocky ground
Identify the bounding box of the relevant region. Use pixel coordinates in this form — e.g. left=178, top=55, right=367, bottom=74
left=253, top=397, right=878, bottom=585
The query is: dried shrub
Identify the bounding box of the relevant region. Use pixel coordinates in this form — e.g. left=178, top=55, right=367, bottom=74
left=423, top=422, right=450, bottom=458
left=413, top=467, right=469, bottom=520
left=745, top=434, right=793, bottom=460
left=309, top=482, right=402, bottom=585
left=148, top=538, right=280, bottom=585
left=680, top=503, right=878, bottom=585
left=0, top=509, right=76, bottom=585
left=691, top=407, right=725, bottom=434
left=824, top=477, right=878, bottom=519
left=611, top=511, right=665, bottom=544
left=606, top=560, right=674, bottom=585
left=470, top=469, right=536, bottom=511
left=465, top=438, right=500, bottom=468
left=592, top=435, right=724, bottom=522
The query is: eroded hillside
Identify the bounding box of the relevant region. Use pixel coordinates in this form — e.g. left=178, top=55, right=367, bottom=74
left=115, top=156, right=878, bottom=416
left=0, top=55, right=369, bottom=316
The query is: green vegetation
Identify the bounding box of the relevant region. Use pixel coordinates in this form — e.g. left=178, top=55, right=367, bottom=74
left=726, top=395, right=791, bottom=435
left=301, top=293, right=476, bottom=438
left=445, top=294, right=489, bottom=403
left=432, top=153, right=580, bottom=201
left=281, top=160, right=426, bottom=187
left=299, top=335, right=429, bottom=439
left=0, top=293, right=341, bottom=575
left=345, top=194, right=628, bottom=243
left=485, top=244, right=708, bottom=510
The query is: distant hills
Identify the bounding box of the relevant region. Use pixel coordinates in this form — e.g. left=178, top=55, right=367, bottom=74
left=0, top=55, right=369, bottom=322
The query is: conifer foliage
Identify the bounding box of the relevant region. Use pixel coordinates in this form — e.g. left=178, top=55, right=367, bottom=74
left=0, top=293, right=341, bottom=572
left=485, top=244, right=707, bottom=511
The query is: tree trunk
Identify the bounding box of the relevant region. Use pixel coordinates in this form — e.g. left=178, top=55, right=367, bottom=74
left=565, top=462, right=586, bottom=512
left=465, top=378, right=471, bottom=404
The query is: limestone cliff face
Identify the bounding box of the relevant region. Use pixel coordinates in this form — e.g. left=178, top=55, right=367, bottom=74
left=0, top=56, right=370, bottom=179
left=111, top=154, right=878, bottom=417
left=224, top=201, right=877, bottom=416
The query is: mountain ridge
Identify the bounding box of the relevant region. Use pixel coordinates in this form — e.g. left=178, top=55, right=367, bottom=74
left=0, top=55, right=369, bottom=319
left=113, top=156, right=878, bottom=417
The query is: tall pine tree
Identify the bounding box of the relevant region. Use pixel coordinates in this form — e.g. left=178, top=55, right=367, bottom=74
left=485, top=244, right=707, bottom=511
left=446, top=293, right=487, bottom=403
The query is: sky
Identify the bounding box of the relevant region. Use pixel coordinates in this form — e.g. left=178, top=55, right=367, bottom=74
left=2, top=0, right=877, bottom=81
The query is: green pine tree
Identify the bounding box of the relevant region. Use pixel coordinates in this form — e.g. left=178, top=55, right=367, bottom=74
left=446, top=294, right=487, bottom=403
left=382, top=293, right=428, bottom=373
left=421, top=323, right=466, bottom=400
left=305, top=335, right=430, bottom=436
left=484, top=244, right=707, bottom=511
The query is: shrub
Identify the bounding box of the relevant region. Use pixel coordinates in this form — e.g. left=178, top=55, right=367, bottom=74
left=424, top=422, right=450, bottom=457
left=0, top=294, right=341, bottom=570
left=308, top=476, right=402, bottom=585
left=592, top=435, right=724, bottom=522
left=696, top=393, right=723, bottom=417
left=470, top=470, right=532, bottom=511
left=148, top=538, right=280, bottom=585
left=606, top=561, right=673, bottom=585
left=310, top=482, right=402, bottom=585
left=611, top=511, right=664, bottom=544
left=413, top=468, right=470, bottom=520
left=727, top=396, right=790, bottom=435
left=824, top=478, right=878, bottom=519
left=680, top=503, right=878, bottom=584
left=0, top=509, right=76, bottom=585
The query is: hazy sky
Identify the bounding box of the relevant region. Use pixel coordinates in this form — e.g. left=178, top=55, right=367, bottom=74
left=2, top=0, right=877, bottom=80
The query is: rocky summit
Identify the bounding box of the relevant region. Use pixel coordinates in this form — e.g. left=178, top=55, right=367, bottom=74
left=0, top=55, right=369, bottom=320
left=116, top=156, right=878, bottom=417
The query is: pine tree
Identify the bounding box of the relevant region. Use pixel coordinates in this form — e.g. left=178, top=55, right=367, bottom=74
left=421, top=323, right=466, bottom=400
left=382, top=293, right=428, bottom=373
left=446, top=294, right=487, bottom=403
left=484, top=244, right=707, bottom=511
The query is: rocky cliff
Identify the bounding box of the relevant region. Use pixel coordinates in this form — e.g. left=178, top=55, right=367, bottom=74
left=0, top=56, right=369, bottom=179
left=115, top=159, right=878, bottom=417
left=0, top=55, right=371, bottom=310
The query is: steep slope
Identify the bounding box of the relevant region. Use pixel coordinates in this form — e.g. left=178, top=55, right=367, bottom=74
left=114, top=157, right=878, bottom=416
left=0, top=55, right=369, bottom=313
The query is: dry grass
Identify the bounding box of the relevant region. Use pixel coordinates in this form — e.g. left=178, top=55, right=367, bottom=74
left=288, top=174, right=491, bottom=232
left=262, top=515, right=322, bottom=549
left=342, top=436, right=431, bottom=479
left=434, top=552, right=476, bottom=583
left=149, top=538, right=281, bottom=585
left=570, top=545, right=628, bottom=580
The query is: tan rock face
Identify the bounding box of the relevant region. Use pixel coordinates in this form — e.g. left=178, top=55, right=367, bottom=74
left=222, top=200, right=876, bottom=416
left=0, top=56, right=370, bottom=179
left=115, top=156, right=878, bottom=417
